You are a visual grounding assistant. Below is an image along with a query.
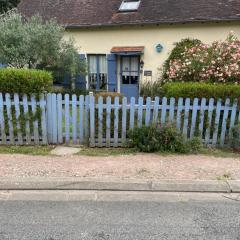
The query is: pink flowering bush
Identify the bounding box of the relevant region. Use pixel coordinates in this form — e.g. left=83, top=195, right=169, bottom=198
left=166, top=33, right=240, bottom=83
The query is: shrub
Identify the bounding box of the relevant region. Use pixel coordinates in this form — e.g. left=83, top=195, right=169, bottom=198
left=140, top=80, right=163, bottom=98
left=229, top=125, right=240, bottom=150
left=0, top=68, right=53, bottom=94
left=127, top=124, right=202, bottom=153
left=162, top=82, right=240, bottom=100
left=163, top=38, right=202, bottom=80
left=95, top=92, right=123, bottom=103
left=51, top=87, right=89, bottom=96
left=127, top=125, right=162, bottom=152
left=165, top=33, right=240, bottom=83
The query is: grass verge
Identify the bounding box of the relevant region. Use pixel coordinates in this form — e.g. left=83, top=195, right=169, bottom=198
left=199, top=147, right=240, bottom=159
left=155, top=147, right=240, bottom=159
left=0, top=145, right=239, bottom=158
left=0, top=146, right=55, bottom=156
left=77, top=147, right=137, bottom=157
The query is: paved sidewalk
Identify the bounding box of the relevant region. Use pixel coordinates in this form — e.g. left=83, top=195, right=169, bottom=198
left=0, top=153, right=240, bottom=180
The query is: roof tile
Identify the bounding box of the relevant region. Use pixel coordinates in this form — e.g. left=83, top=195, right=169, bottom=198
left=18, top=0, right=240, bottom=28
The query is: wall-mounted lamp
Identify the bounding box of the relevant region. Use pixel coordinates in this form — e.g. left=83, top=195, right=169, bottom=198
left=156, top=43, right=163, bottom=53
left=140, top=60, right=144, bottom=74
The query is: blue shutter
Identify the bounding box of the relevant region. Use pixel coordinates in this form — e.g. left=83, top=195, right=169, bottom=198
left=76, top=54, right=87, bottom=89
left=63, top=73, right=71, bottom=88
left=107, top=54, right=117, bottom=92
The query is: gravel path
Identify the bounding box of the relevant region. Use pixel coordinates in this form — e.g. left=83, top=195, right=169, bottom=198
left=0, top=153, right=240, bottom=180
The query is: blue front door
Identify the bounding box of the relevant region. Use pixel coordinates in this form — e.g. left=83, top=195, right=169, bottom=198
left=120, top=56, right=139, bottom=100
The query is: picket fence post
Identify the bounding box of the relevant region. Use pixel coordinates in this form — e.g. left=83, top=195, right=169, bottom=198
left=98, top=96, right=103, bottom=147
left=47, top=93, right=53, bottom=143
left=40, top=94, right=48, bottom=145
left=89, top=95, right=95, bottom=147
left=220, top=98, right=230, bottom=146
left=0, top=93, right=6, bottom=144
left=57, top=93, right=63, bottom=144
left=79, top=95, right=85, bottom=144
left=121, top=97, right=127, bottom=142
left=190, top=98, right=199, bottom=139
left=114, top=97, right=119, bottom=147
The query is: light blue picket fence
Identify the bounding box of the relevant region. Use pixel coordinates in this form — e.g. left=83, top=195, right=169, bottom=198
left=88, top=96, right=239, bottom=147
left=0, top=93, right=47, bottom=145
left=0, top=93, right=239, bottom=147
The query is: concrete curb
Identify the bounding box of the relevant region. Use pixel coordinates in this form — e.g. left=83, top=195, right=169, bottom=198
left=0, top=177, right=239, bottom=193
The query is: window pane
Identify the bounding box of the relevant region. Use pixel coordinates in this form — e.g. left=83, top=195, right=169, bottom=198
left=99, top=55, right=107, bottom=74
left=88, top=56, right=97, bottom=89
left=122, top=76, right=130, bottom=84
left=99, top=55, right=107, bottom=90
left=130, top=76, right=138, bottom=84
left=88, top=55, right=107, bottom=90
left=119, top=1, right=140, bottom=11
left=131, top=57, right=139, bottom=76
left=122, top=57, right=130, bottom=76
left=88, top=56, right=97, bottom=73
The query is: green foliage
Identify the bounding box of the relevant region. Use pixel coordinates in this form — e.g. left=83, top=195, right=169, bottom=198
left=0, top=0, right=19, bottom=13
left=229, top=124, right=240, bottom=150
left=127, top=124, right=202, bottom=153
left=0, top=146, right=53, bottom=155
left=0, top=11, right=85, bottom=83
left=95, top=92, right=123, bottom=103
left=165, top=33, right=240, bottom=83
left=140, top=80, right=163, bottom=98
left=0, top=68, right=53, bottom=94
left=51, top=87, right=89, bottom=96
left=162, top=82, right=240, bottom=100
left=162, top=38, right=202, bottom=80
left=127, top=125, right=161, bottom=152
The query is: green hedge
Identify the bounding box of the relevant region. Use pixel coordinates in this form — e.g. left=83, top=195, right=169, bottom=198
left=162, top=82, right=240, bottom=100
left=0, top=68, right=53, bottom=94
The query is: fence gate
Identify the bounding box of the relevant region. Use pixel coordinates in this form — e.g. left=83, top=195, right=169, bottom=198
left=46, top=93, right=90, bottom=145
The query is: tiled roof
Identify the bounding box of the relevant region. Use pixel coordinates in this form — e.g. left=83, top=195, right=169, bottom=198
left=18, top=0, right=240, bottom=28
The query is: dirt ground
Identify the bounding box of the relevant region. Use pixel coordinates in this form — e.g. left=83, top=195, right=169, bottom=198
left=0, top=153, right=240, bottom=180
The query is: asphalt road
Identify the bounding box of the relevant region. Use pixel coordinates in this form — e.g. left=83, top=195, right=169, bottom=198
left=0, top=194, right=240, bottom=240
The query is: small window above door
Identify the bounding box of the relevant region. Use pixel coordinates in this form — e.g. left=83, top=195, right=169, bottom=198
left=88, top=55, right=107, bottom=91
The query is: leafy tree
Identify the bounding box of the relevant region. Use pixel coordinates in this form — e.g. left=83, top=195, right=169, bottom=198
left=0, top=0, right=20, bottom=13
left=0, top=10, right=85, bottom=87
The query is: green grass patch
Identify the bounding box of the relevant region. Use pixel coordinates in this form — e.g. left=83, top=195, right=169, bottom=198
left=0, top=146, right=54, bottom=155
left=155, top=147, right=240, bottom=159
left=199, top=147, right=240, bottom=159
left=0, top=145, right=238, bottom=159
left=77, top=147, right=137, bottom=157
